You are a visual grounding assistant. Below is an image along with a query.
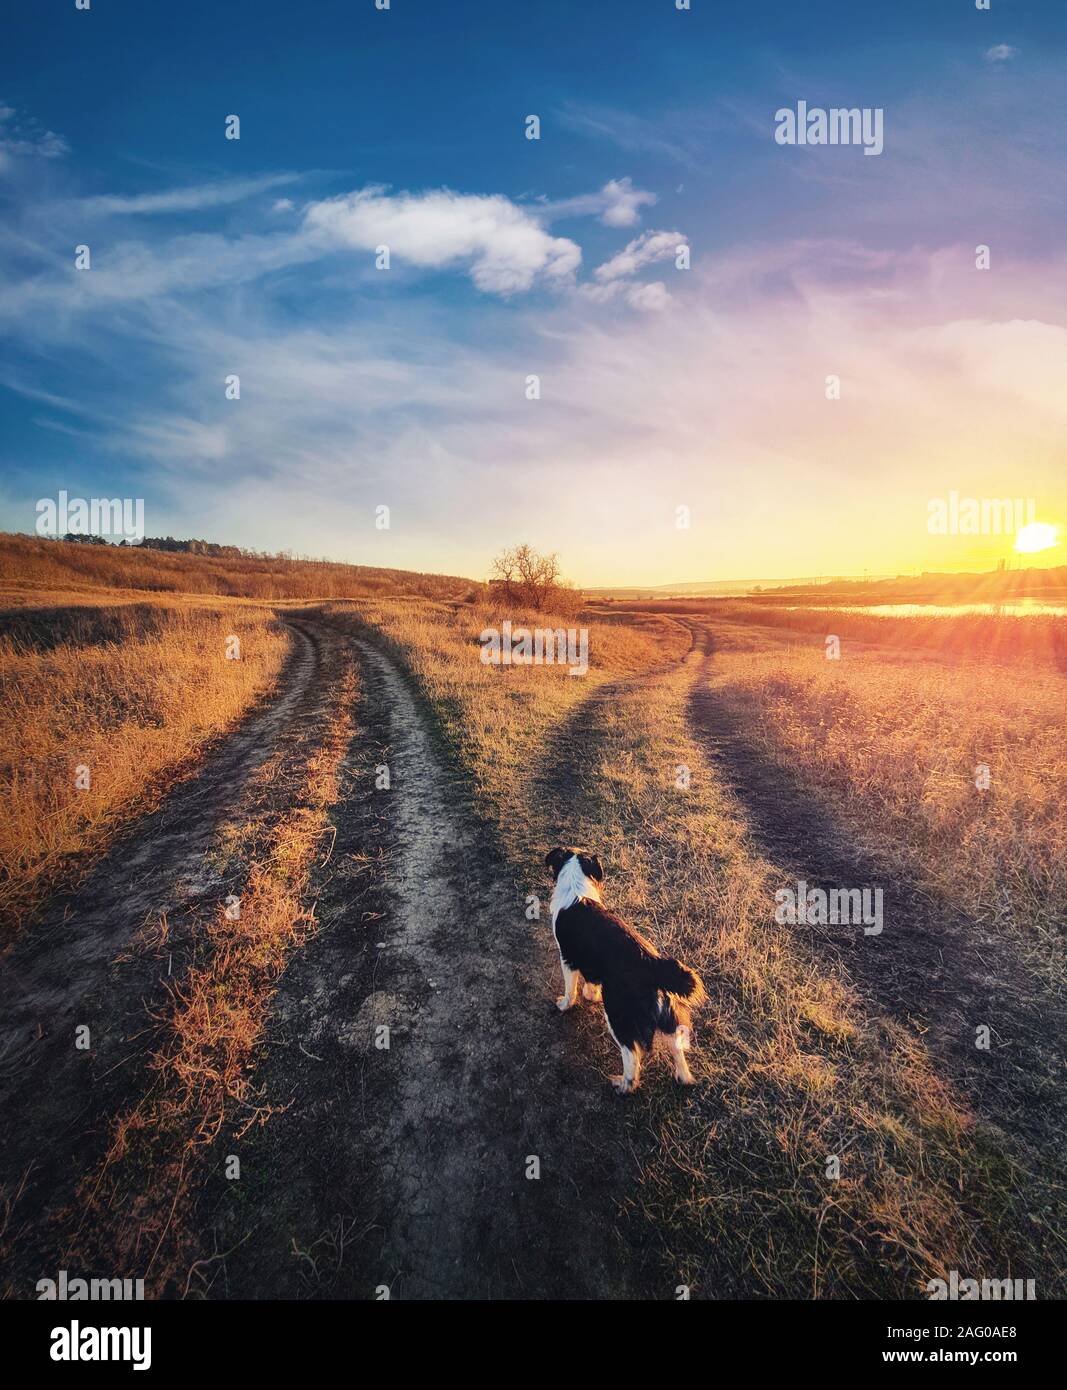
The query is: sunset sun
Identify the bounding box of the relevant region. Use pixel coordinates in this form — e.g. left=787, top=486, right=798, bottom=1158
left=1014, top=521, right=1061, bottom=554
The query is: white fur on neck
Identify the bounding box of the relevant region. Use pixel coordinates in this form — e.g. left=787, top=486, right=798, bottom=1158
left=550, top=854, right=602, bottom=926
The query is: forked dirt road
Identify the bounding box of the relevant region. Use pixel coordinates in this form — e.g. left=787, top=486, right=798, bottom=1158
left=4, top=606, right=1063, bottom=1298
left=2, top=612, right=660, bottom=1300
left=210, top=636, right=650, bottom=1300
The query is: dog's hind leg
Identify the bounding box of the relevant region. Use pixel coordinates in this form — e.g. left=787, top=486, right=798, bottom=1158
left=667, top=1026, right=695, bottom=1085
left=611, top=1045, right=642, bottom=1095
left=556, top=953, right=580, bottom=1011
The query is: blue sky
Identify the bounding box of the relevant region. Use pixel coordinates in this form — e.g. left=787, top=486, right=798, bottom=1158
left=2, top=0, right=1065, bottom=583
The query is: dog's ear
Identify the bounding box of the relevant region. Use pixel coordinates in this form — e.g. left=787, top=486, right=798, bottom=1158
left=579, top=853, right=604, bottom=883
left=544, top=846, right=569, bottom=878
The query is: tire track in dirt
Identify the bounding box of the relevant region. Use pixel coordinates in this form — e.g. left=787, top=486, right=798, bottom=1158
left=0, top=614, right=349, bottom=1294
left=213, top=634, right=653, bottom=1300
left=681, top=619, right=1067, bottom=1176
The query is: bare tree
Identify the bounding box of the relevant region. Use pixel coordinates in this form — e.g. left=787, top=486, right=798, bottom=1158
left=488, top=544, right=577, bottom=612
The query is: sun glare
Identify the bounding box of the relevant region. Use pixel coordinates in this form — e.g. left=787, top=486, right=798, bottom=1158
left=1014, top=521, right=1060, bottom=554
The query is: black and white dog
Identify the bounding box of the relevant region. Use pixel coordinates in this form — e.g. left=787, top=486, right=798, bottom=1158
left=546, top=846, right=706, bottom=1094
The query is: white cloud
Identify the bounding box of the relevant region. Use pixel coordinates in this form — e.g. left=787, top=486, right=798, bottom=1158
left=577, top=277, right=673, bottom=310
left=2, top=174, right=669, bottom=319
left=8, top=231, right=1067, bottom=583
left=0, top=103, right=68, bottom=170
left=303, top=185, right=582, bottom=294
left=624, top=280, right=672, bottom=312
left=75, top=175, right=300, bottom=217
left=599, top=177, right=657, bottom=227
left=985, top=44, right=1019, bottom=63
left=539, top=177, right=657, bottom=228
left=594, top=229, right=685, bottom=283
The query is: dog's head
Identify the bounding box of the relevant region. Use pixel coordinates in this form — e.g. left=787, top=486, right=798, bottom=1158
left=545, top=846, right=604, bottom=884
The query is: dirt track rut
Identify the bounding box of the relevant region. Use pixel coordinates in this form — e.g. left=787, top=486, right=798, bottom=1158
left=0, top=616, right=342, bottom=1293
left=213, top=634, right=647, bottom=1300
left=681, top=619, right=1067, bottom=1181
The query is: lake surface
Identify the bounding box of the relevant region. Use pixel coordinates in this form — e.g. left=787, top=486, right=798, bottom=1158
left=786, top=600, right=1067, bottom=618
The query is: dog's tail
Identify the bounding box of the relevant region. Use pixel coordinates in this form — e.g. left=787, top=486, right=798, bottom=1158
left=652, top=955, right=706, bottom=1004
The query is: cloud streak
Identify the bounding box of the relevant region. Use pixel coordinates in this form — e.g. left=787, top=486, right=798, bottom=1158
left=0, top=102, right=69, bottom=171
left=74, top=174, right=302, bottom=217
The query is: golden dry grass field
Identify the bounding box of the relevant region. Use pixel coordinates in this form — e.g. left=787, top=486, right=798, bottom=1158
left=332, top=596, right=1067, bottom=1296
left=1, top=546, right=1064, bottom=1300
left=0, top=594, right=289, bottom=937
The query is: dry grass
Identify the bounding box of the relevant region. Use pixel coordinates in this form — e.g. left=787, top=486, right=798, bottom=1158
left=609, top=599, right=1067, bottom=668
left=321, top=597, right=687, bottom=818
left=1, top=532, right=473, bottom=602
left=350, top=599, right=1057, bottom=1296
left=75, top=656, right=358, bottom=1290
left=0, top=596, right=289, bottom=938
left=708, top=636, right=1067, bottom=949
left=533, top=670, right=1015, bottom=1297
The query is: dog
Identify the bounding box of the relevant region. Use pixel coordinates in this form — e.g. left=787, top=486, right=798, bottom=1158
left=545, top=846, right=706, bottom=1094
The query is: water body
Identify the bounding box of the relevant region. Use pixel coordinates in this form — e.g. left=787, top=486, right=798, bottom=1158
left=786, top=600, right=1067, bottom=618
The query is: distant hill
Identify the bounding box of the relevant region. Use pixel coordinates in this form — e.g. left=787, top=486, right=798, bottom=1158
left=585, top=574, right=894, bottom=600
left=0, top=533, right=477, bottom=603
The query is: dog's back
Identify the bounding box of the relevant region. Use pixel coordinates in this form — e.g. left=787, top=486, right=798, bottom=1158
left=546, top=845, right=705, bottom=1092
left=555, top=897, right=705, bottom=1052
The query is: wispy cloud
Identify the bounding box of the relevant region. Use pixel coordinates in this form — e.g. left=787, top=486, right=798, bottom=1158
left=0, top=103, right=69, bottom=171
left=541, top=177, right=657, bottom=228
left=985, top=44, right=1019, bottom=63
left=20, top=229, right=1064, bottom=581
left=74, top=174, right=301, bottom=217
left=594, top=230, right=686, bottom=283
left=556, top=101, right=704, bottom=167
left=0, top=229, right=319, bottom=319
left=1, top=171, right=680, bottom=325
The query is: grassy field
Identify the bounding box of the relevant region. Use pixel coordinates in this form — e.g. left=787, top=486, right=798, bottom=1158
left=0, top=533, right=474, bottom=603
left=333, top=596, right=1064, bottom=1296
left=0, top=595, right=289, bottom=938
left=320, top=597, right=689, bottom=820
left=706, top=622, right=1067, bottom=952
left=4, top=544, right=1063, bottom=1298
left=74, top=643, right=359, bottom=1291
left=603, top=598, right=1067, bottom=667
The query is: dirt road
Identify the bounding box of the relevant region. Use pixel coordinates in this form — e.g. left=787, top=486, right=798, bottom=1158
left=4, top=606, right=1062, bottom=1298
left=2, top=613, right=659, bottom=1300
left=209, top=635, right=650, bottom=1299
left=0, top=615, right=348, bottom=1294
